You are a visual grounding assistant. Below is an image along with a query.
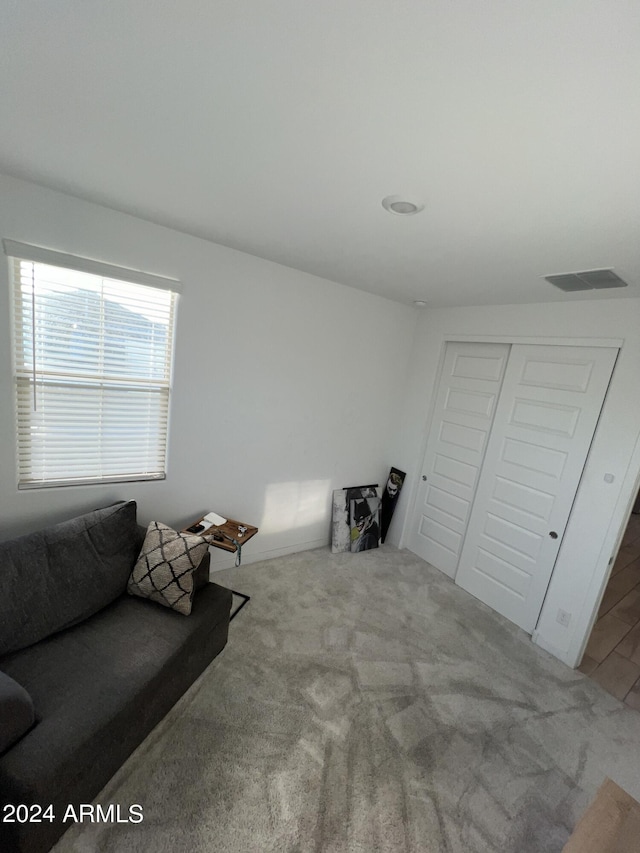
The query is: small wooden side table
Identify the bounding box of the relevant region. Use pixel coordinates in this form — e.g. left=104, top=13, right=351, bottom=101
left=182, top=514, right=258, bottom=621
left=183, top=515, right=258, bottom=553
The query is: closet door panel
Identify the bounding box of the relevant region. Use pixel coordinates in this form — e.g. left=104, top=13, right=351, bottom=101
left=408, top=342, right=510, bottom=577
left=455, top=344, right=618, bottom=632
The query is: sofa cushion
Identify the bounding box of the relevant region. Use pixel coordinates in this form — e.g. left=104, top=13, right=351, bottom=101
left=0, top=583, right=232, bottom=853
left=0, top=501, right=139, bottom=657
left=0, top=671, right=35, bottom=755
left=127, top=522, right=209, bottom=615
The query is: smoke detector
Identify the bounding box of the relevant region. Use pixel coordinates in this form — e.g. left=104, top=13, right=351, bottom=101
left=544, top=268, right=628, bottom=292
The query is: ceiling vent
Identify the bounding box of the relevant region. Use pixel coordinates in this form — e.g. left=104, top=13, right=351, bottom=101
left=544, top=269, right=628, bottom=292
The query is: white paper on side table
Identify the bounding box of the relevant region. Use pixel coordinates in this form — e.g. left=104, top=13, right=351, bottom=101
left=202, top=511, right=226, bottom=527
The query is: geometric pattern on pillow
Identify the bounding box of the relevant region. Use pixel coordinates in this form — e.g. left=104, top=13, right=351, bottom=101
left=127, top=522, right=210, bottom=616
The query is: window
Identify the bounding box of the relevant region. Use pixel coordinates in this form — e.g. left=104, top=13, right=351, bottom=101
left=4, top=240, right=180, bottom=489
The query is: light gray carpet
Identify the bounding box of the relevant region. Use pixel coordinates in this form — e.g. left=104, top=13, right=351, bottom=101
left=54, top=546, right=640, bottom=853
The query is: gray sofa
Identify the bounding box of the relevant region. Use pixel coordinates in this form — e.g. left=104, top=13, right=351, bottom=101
left=0, top=501, right=232, bottom=853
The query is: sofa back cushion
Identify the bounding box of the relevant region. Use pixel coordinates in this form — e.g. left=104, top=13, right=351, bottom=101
left=0, top=501, right=139, bottom=657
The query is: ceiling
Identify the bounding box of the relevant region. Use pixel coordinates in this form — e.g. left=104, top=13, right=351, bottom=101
left=1, top=0, right=639, bottom=307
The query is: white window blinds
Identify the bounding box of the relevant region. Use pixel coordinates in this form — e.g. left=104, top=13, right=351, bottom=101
left=5, top=242, right=179, bottom=489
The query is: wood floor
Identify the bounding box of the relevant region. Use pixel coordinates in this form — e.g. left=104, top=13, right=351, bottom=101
left=580, top=511, right=640, bottom=710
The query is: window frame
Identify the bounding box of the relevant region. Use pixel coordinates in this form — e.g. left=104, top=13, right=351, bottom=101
left=4, top=240, right=181, bottom=490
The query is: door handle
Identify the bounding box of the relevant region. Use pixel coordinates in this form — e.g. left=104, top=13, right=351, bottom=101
left=549, top=531, right=558, bottom=539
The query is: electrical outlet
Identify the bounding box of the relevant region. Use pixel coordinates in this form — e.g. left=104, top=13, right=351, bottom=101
left=556, top=609, right=571, bottom=628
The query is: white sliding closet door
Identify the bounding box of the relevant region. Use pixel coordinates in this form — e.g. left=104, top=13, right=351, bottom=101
left=408, top=342, right=510, bottom=577
left=455, top=344, right=618, bottom=632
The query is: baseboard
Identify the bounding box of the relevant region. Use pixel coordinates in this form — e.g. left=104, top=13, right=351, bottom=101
left=208, top=537, right=329, bottom=573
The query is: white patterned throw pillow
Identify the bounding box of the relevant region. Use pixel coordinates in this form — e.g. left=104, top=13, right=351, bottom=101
left=127, top=522, right=209, bottom=615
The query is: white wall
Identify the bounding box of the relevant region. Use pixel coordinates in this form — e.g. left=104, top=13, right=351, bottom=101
left=0, top=175, right=417, bottom=567
left=392, top=300, right=640, bottom=667
left=3, top=176, right=637, bottom=669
